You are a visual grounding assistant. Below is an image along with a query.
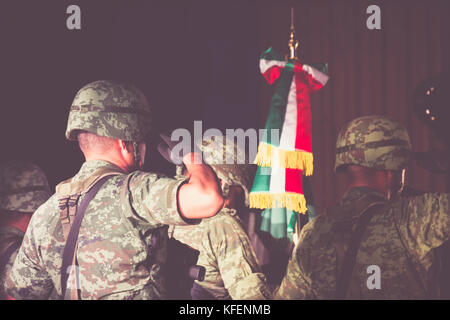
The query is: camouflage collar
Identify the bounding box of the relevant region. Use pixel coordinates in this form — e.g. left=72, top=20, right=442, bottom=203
left=340, top=187, right=386, bottom=207
left=74, top=160, right=125, bottom=182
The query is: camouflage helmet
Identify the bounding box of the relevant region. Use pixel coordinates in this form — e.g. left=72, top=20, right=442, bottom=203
left=335, top=115, right=412, bottom=171
left=177, top=135, right=256, bottom=206
left=66, top=80, right=152, bottom=142
left=0, top=162, right=51, bottom=213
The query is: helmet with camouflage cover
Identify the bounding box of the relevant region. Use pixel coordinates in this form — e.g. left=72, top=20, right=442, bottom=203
left=335, top=115, right=412, bottom=172
left=0, top=162, right=51, bottom=213
left=177, top=135, right=256, bottom=206
left=66, top=80, right=152, bottom=142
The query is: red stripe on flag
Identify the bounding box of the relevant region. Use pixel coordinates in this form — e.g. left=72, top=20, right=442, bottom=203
left=294, top=63, right=326, bottom=92
left=293, top=64, right=313, bottom=153
left=261, top=65, right=284, bottom=85
left=285, top=168, right=304, bottom=194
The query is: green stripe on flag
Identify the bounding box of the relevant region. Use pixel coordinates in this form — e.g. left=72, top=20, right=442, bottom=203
left=260, top=207, right=298, bottom=240
left=250, top=166, right=271, bottom=193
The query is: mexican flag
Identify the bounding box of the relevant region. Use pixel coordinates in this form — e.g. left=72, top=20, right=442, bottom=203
left=250, top=47, right=328, bottom=239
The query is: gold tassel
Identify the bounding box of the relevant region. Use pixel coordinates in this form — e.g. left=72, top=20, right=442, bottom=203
left=249, top=192, right=307, bottom=214
left=254, top=143, right=314, bottom=175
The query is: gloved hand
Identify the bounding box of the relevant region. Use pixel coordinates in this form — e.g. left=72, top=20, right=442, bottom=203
left=413, top=148, right=450, bottom=173
left=157, top=133, right=182, bottom=164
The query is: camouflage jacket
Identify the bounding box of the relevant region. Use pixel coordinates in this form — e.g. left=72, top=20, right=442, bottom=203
left=6, top=160, right=191, bottom=300
left=275, top=187, right=450, bottom=299
left=169, top=208, right=272, bottom=300
left=0, top=226, right=23, bottom=299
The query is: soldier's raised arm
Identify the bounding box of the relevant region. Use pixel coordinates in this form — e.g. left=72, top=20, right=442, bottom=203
left=393, top=193, right=450, bottom=260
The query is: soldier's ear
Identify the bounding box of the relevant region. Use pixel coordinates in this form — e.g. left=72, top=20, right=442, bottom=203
left=117, top=140, right=133, bottom=152
left=117, top=140, right=134, bottom=161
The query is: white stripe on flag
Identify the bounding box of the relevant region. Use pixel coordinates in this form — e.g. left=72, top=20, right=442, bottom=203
left=303, top=64, right=329, bottom=86
left=269, top=151, right=286, bottom=194
left=279, top=75, right=297, bottom=151
left=260, top=59, right=286, bottom=74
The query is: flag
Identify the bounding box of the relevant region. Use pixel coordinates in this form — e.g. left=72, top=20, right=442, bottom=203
left=250, top=47, right=328, bottom=240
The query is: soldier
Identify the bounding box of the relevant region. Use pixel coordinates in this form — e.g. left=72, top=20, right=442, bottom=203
left=275, top=115, right=450, bottom=299
left=0, top=162, right=51, bottom=299
left=6, top=80, right=223, bottom=300
left=166, top=137, right=273, bottom=300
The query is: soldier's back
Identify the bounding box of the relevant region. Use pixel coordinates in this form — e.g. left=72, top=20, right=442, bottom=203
left=277, top=187, right=435, bottom=299
left=7, top=160, right=188, bottom=299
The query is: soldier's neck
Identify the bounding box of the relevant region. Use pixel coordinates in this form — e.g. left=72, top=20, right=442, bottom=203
left=84, top=153, right=131, bottom=173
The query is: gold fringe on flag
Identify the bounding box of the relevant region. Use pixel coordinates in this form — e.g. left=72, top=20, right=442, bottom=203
left=249, top=192, right=308, bottom=214
left=254, top=142, right=314, bottom=175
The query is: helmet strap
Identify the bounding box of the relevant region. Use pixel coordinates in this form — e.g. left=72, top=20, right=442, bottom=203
left=398, top=168, right=406, bottom=195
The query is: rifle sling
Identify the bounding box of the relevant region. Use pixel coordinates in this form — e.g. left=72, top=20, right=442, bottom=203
left=60, top=175, right=114, bottom=299
left=334, top=202, right=385, bottom=299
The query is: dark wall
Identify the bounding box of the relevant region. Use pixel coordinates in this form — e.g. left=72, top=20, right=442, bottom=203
left=258, top=0, right=450, bottom=210
left=0, top=0, right=260, bottom=187
left=1, top=0, right=449, bottom=213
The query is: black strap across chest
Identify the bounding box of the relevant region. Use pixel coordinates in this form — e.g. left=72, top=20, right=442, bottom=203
left=60, top=175, right=113, bottom=299
left=334, top=202, right=385, bottom=299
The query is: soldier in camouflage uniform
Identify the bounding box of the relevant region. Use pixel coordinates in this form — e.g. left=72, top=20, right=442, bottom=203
left=6, top=80, right=223, bottom=300
left=168, top=137, right=273, bottom=300
left=275, top=115, right=450, bottom=299
left=0, top=162, right=51, bottom=299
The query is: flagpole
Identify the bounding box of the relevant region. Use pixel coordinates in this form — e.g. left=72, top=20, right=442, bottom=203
left=287, top=6, right=302, bottom=245
left=287, top=6, right=299, bottom=61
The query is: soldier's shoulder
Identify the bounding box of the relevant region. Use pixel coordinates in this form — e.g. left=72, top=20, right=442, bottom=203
left=303, top=213, right=334, bottom=232
left=391, top=192, right=450, bottom=216
left=297, top=214, right=334, bottom=246
left=393, top=192, right=449, bottom=208
left=28, top=194, right=60, bottom=236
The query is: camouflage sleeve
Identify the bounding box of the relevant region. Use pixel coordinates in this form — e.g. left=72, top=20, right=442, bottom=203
left=127, top=172, right=194, bottom=227
left=199, top=214, right=272, bottom=300
left=274, top=244, right=310, bottom=299
left=171, top=224, right=203, bottom=251
left=0, top=245, right=19, bottom=299
left=6, top=216, right=53, bottom=299
left=274, top=218, right=320, bottom=300
left=395, top=193, right=450, bottom=259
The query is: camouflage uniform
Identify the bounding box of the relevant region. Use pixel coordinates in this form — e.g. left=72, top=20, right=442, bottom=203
left=0, top=162, right=51, bottom=299
left=275, top=115, right=450, bottom=299
left=0, top=227, right=24, bottom=299
left=6, top=81, right=193, bottom=300
left=170, top=137, right=272, bottom=300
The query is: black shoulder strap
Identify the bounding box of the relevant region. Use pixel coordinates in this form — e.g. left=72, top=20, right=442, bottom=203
left=60, top=175, right=113, bottom=299
left=0, top=240, right=22, bottom=271
left=334, top=201, right=385, bottom=299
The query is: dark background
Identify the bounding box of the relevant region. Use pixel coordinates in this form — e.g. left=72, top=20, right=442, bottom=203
left=0, top=0, right=449, bottom=213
